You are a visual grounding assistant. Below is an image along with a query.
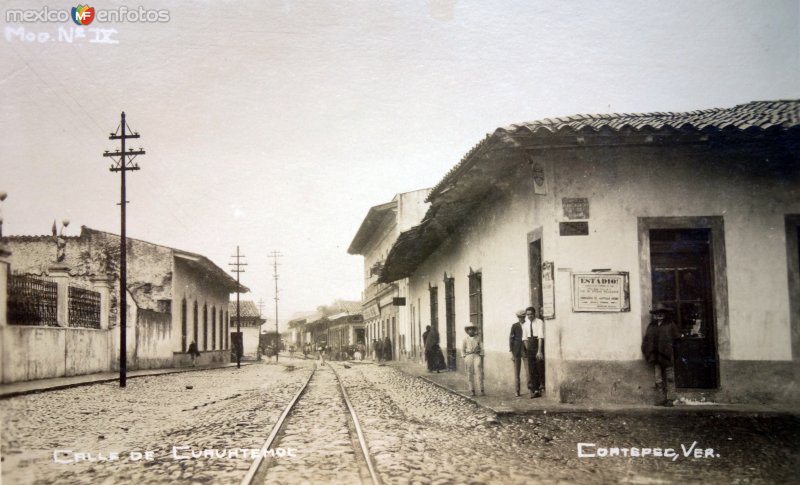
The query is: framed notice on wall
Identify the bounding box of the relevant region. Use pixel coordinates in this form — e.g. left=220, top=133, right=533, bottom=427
left=571, top=272, right=630, bottom=312
left=541, top=261, right=555, bottom=319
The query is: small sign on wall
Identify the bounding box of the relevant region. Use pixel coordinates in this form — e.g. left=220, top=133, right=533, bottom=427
left=526, top=152, right=547, bottom=195
left=562, top=197, right=590, bottom=219
left=571, top=272, right=630, bottom=312
left=559, top=221, right=589, bottom=236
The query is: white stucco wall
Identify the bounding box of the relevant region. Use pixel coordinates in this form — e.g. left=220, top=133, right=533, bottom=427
left=406, top=142, right=799, bottom=398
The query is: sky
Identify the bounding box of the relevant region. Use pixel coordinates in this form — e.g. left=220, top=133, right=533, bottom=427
left=1, top=0, right=798, bottom=329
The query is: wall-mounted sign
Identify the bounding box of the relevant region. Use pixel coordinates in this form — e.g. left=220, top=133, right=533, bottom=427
left=559, top=221, right=589, bottom=236
left=526, top=152, right=547, bottom=195
left=562, top=197, right=590, bottom=219
left=392, top=297, right=406, bottom=306
left=571, top=272, right=630, bottom=312
left=541, top=261, right=555, bottom=319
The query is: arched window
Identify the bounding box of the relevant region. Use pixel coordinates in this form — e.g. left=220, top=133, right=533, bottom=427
left=193, top=301, right=199, bottom=348
left=212, top=305, right=216, bottom=350
left=224, top=311, right=229, bottom=349
left=181, top=298, right=187, bottom=352
left=203, top=303, right=208, bottom=350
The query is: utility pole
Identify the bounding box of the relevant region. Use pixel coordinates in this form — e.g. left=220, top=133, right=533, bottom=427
left=257, top=298, right=265, bottom=322
left=269, top=251, right=282, bottom=361
left=104, top=112, right=144, bottom=388
left=229, top=246, right=246, bottom=368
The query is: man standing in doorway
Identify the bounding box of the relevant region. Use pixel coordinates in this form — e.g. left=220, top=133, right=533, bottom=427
left=642, top=303, right=680, bottom=407
left=509, top=310, right=526, bottom=397
left=525, top=306, right=545, bottom=398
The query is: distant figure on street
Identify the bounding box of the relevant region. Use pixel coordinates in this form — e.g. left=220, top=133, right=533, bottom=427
left=187, top=340, right=200, bottom=367
left=509, top=309, right=526, bottom=397
left=462, top=324, right=484, bottom=396
left=525, top=306, right=545, bottom=398
left=375, top=339, right=384, bottom=362
left=642, top=303, right=680, bottom=407
left=383, top=336, right=393, bottom=361
left=422, top=325, right=431, bottom=369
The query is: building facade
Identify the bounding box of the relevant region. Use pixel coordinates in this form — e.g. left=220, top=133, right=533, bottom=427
left=381, top=100, right=800, bottom=405
left=229, top=300, right=265, bottom=359
left=348, top=189, right=430, bottom=361
left=2, top=226, right=242, bottom=381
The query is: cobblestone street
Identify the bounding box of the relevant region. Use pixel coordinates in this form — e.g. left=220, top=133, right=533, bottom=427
left=1, top=362, right=312, bottom=485
left=2, top=359, right=798, bottom=484
left=334, top=362, right=799, bottom=485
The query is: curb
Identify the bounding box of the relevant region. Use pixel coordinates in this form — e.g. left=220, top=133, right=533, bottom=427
left=0, top=362, right=255, bottom=400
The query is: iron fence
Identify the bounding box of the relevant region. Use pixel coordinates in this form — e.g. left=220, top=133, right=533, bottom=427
left=7, top=274, right=58, bottom=326
left=68, top=286, right=101, bottom=329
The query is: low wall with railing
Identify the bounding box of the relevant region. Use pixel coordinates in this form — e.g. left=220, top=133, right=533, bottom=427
left=0, top=260, right=114, bottom=384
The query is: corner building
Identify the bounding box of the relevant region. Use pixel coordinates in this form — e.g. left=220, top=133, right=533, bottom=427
left=380, top=100, right=800, bottom=405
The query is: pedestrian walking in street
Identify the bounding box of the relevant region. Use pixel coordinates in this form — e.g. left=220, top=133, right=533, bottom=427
left=509, top=309, right=526, bottom=397
left=383, top=336, right=393, bottom=361
left=525, top=306, right=545, bottom=398
left=641, top=303, right=680, bottom=407
left=462, top=324, right=484, bottom=396
left=187, top=340, right=200, bottom=367
left=318, top=343, right=327, bottom=367
left=375, top=338, right=384, bottom=362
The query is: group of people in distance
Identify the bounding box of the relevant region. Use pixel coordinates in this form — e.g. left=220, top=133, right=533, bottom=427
left=371, top=336, right=394, bottom=362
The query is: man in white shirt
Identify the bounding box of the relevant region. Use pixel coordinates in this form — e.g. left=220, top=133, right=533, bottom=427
left=462, top=324, right=485, bottom=396
left=525, top=306, right=545, bottom=398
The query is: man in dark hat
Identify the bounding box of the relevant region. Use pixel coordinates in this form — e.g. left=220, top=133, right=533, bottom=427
left=641, top=303, right=680, bottom=406
left=462, top=324, right=484, bottom=396
left=509, top=309, right=526, bottom=397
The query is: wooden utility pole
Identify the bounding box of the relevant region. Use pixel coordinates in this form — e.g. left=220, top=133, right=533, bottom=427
left=269, top=251, right=282, bottom=361
left=104, top=112, right=144, bottom=388
left=229, top=246, right=247, bottom=368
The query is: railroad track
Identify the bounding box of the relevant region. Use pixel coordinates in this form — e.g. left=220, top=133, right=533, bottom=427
left=240, top=363, right=382, bottom=485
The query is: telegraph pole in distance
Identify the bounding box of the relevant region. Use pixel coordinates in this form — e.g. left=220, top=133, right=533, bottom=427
left=229, top=246, right=247, bottom=368
left=269, top=251, right=282, bottom=361
left=104, top=112, right=145, bottom=388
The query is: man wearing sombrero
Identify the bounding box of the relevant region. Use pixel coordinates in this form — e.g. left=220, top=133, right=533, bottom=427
left=462, top=323, right=485, bottom=396
left=641, top=303, right=680, bottom=406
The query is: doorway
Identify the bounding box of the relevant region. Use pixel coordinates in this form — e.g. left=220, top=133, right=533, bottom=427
left=529, top=239, right=543, bottom=314
left=650, top=228, right=718, bottom=389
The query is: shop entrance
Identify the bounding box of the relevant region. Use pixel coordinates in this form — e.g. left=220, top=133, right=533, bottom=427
left=650, top=228, right=718, bottom=389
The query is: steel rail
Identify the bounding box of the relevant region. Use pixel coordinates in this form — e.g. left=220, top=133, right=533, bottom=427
left=239, top=364, right=316, bottom=485
left=329, top=363, right=383, bottom=485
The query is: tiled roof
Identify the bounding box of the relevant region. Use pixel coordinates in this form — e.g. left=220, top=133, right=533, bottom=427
left=228, top=300, right=261, bottom=318
left=381, top=100, right=800, bottom=283
left=332, top=300, right=362, bottom=315
left=429, top=100, right=800, bottom=200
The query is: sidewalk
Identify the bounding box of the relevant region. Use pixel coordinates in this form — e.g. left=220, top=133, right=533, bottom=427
left=0, top=361, right=256, bottom=399
left=387, top=359, right=800, bottom=417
